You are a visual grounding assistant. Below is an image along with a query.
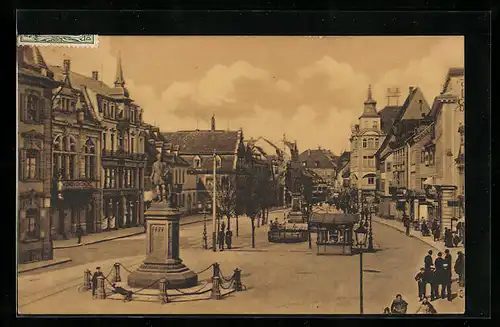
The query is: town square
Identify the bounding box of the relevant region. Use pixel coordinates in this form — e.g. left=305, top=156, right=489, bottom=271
left=17, top=36, right=465, bottom=315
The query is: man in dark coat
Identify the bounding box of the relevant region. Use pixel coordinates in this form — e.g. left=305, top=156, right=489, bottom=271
left=390, top=294, right=408, bottom=314
left=444, top=227, right=454, bottom=248
left=429, top=267, right=439, bottom=301
left=454, top=251, right=465, bottom=287
left=424, top=250, right=433, bottom=297
left=433, top=225, right=441, bottom=242
left=432, top=220, right=439, bottom=241
left=434, top=252, right=446, bottom=299
left=76, top=225, right=83, bottom=244
left=443, top=249, right=453, bottom=301
left=91, top=266, right=104, bottom=297
left=218, top=221, right=226, bottom=251
left=225, top=229, right=233, bottom=249
left=415, top=268, right=426, bottom=301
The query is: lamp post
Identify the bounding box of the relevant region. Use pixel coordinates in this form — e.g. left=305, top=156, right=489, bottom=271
left=354, top=224, right=368, bottom=315
left=212, top=151, right=217, bottom=252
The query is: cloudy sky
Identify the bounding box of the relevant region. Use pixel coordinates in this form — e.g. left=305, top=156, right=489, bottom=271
left=39, top=36, right=463, bottom=155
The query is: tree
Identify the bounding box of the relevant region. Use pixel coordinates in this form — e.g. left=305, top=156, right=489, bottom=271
left=215, top=176, right=237, bottom=232
left=242, top=170, right=266, bottom=248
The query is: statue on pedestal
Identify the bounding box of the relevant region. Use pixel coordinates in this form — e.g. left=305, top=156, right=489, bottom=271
left=150, top=153, right=173, bottom=206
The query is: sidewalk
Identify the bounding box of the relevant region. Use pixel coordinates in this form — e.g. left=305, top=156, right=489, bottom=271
left=373, top=215, right=465, bottom=255
left=18, top=257, right=72, bottom=274
left=53, top=213, right=207, bottom=250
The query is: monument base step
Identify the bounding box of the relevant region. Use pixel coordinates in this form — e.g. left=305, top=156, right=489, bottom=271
left=127, top=264, right=198, bottom=290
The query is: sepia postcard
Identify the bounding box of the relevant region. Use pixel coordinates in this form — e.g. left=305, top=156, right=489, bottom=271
left=17, top=35, right=468, bottom=316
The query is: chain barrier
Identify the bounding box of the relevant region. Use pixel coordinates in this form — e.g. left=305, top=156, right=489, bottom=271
left=173, top=283, right=212, bottom=296
left=196, top=264, right=214, bottom=275
left=218, top=267, right=234, bottom=283
left=116, top=262, right=134, bottom=274
left=219, top=279, right=235, bottom=290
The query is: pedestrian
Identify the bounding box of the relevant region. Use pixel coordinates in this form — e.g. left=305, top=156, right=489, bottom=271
left=416, top=297, right=437, bottom=314
left=421, top=220, right=430, bottom=236
left=111, top=283, right=133, bottom=302
left=415, top=268, right=426, bottom=301
left=91, top=266, right=104, bottom=297
left=444, top=227, right=453, bottom=248
left=225, top=229, right=233, bottom=249
left=218, top=222, right=225, bottom=251
left=431, top=220, right=439, bottom=240
left=390, top=294, right=408, bottom=314
left=443, top=249, right=453, bottom=301
left=433, top=224, right=441, bottom=242
left=434, top=252, right=445, bottom=299
left=429, top=266, right=439, bottom=301
left=76, top=225, right=83, bottom=244
left=454, top=251, right=465, bottom=287
left=424, top=250, right=433, bottom=298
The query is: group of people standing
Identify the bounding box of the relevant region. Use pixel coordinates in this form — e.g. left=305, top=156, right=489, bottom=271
left=217, top=221, right=233, bottom=250
left=416, top=249, right=465, bottom=302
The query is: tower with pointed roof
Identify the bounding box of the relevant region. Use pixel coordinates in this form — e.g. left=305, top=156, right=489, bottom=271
left=110, top=51, right=129, bottom=98
left=348, top=85, right=385, bottom=191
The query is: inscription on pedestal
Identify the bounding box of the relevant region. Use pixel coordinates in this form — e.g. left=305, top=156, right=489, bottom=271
left=150, top=224, right=166, bottom=255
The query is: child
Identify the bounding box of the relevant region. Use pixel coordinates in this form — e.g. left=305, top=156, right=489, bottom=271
left=416, top=297, right=437, bottom=314
left=415, top=268, right=426, bottom=301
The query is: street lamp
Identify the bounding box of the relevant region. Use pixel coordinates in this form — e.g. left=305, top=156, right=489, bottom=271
left=198, top=202, right=208, bottom=250
left=354, top=223, right=368, bottom=315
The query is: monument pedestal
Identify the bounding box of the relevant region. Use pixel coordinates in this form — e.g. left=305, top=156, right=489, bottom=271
left=128, top=201, right=198, bottom=289
left=287, top=193, right=306, bottom=223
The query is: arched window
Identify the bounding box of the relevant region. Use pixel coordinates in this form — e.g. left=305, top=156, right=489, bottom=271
left=368, top=138, right=374, bottom=149
left=362, top=139, right=367, bottom=148
left=84, top=138, right=96, bottom=180
left=194, top=156, right=201, bottom=168
left=375, top=138, right=379, bottom=149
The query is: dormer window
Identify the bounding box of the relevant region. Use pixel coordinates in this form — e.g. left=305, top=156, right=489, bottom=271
left=194, top=156, right=202, bottom=169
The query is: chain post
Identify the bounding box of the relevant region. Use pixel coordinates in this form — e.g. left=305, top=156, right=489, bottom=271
left=233, top=268, right=242, bottom=291
left=96, top=275, right=106, bottom=300
left=113, top=263, right=121, bottom=283
left=211, top=275, right=221, bottom=300
left=83, top=269, right=91, bottom=291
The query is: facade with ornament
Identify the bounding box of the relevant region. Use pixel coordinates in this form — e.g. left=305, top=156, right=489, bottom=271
left=48, top=55, right=148, bottom=236
left=18, top=46, right=60, bottom=263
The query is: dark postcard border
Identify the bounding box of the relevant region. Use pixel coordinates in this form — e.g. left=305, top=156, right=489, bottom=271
left=12, top=10, right=491, bottom=322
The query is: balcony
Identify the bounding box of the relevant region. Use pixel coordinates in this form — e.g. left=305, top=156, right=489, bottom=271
left=102, top=149, right=147, bottom=161
left=60, top=179, right=96, bottom=190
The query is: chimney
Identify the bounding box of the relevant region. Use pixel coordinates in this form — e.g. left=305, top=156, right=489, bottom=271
left=307, top=149, right=311, bottom=156
left=92, top=71, right=99, bottom=80
left=409, top=86, right=415, bottom=95
left=63, top=59, right=71, bottom=73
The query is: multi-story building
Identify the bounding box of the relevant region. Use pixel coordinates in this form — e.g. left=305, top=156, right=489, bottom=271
left=349, top=86, right=386, bottom=193
left=162, top=115, right=246, bottom=208
left=375, top=86, right=431, bottom=219
left=49, top=55, right=148, bottom=232
left=298, top=148, right=338, bottom=187
left=423, top=67, right=465, bottom=231
left=18, top=46, right=60, bottom=263
left=49, top=59, right=104, bottom=239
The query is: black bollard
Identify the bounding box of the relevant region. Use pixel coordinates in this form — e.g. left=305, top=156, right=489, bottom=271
left=233, top=268, right=242, bottom=291
left=113, top=263, right=121, bottom=283
left=213, top=262, right=220, bottom=278
left=211, top=276, right=221, bottom=300
left=83, top=269, right=91, bottom=291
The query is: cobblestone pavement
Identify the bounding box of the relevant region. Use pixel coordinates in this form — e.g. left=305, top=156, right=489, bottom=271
left=18, top=209, right=464, bottom=315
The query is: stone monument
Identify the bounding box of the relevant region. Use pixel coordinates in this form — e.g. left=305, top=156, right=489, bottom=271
left=287, top=192, right=306, bottom=223
left=127, top=154, right=198, bottom=289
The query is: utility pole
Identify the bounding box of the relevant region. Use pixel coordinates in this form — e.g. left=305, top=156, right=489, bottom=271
left=212, top=151, right=217, bottom=252
left=360, top=251, right=364, bottom=314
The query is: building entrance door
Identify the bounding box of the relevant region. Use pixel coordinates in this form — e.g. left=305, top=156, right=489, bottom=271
left=86, top=201, right=94, bottom=234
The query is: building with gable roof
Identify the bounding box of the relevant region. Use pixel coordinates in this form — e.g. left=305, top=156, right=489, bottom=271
left=162, top=115, right=246, bottom=205
left=375, top=85, right=431, bottom=219
left=18, top=46, right=60, bottom=263
left=49, top=54, right=148, bottom=233
left=298, top=147, right=338, bottom=187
